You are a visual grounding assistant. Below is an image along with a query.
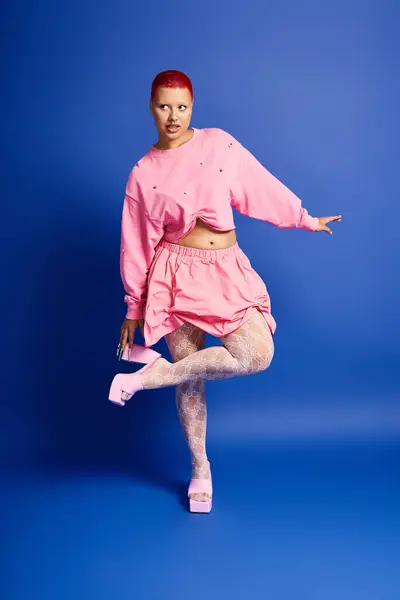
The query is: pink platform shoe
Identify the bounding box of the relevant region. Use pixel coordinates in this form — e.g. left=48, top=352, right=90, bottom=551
left=188, top=478, right=213, bottom=513
left=109, top=345, right=161, bottom=407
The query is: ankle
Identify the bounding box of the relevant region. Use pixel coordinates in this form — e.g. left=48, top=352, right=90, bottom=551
left=140, top=357, right=170, bottom=389
left=191, top=459, right=211, bottom=479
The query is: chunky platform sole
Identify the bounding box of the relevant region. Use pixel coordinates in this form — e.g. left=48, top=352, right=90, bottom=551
left=109, top=345, right=161, bottom=406
left=189, top=498, right=212, bottom=513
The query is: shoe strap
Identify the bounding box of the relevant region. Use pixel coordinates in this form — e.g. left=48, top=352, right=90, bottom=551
left=188, top=478, right=213, bottom=496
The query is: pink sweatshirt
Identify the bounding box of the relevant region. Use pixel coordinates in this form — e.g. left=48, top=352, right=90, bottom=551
left=120, top=127, right=319, bottom=320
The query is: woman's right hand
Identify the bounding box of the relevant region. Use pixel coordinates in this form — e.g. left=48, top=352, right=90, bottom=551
left=120, top=318, right=144, bottom=352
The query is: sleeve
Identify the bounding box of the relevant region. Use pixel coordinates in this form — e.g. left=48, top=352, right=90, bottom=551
left=120, top=192, right=165, bottom=320
left=228, top=134, right=319, bottom=231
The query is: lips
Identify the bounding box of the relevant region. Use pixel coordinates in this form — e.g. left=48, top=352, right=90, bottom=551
left=167, top=124, right=180, bottom=132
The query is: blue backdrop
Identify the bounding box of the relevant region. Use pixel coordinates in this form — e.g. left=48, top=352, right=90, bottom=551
left=2, top=1, right=399, bottom=598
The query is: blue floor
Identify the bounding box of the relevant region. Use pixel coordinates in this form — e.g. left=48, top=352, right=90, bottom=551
left=2, top=439, right=399, bottom=599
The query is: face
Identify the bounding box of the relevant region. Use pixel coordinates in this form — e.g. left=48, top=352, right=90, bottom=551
left=150, top=87, right=193, bottom=145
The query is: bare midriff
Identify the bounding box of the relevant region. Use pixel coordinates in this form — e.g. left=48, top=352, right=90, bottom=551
left=176, top=218, right=237, bottom=250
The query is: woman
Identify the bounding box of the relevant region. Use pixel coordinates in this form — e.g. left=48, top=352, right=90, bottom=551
left=109, top=70, right=341, bottom=513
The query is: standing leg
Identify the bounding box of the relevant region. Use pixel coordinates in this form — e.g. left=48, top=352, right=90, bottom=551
left=165, top=322, right=211, bottom=503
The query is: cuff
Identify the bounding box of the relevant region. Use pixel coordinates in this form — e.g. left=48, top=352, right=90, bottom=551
left=300, top=211, right=320, bottom=232
left=125, top=299, right=144, bottom=321
left=125, top=307, right=143, bottom=320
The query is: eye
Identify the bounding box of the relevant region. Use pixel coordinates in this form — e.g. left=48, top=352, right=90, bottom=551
left=158, top=104, right=187, bottom=111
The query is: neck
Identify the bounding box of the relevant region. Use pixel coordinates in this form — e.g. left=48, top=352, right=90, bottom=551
left=155, top=128, right=193, bottom=150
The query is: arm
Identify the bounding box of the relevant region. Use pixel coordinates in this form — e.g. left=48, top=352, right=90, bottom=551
left=120, top=193, right=164, bottom=320
left=228, top=134, right=319, bottom=231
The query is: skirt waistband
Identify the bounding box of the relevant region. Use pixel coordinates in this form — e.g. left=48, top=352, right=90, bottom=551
left=158, top=239, right=241, bottom=259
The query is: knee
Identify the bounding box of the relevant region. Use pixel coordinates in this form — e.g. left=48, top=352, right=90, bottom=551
left=255, top=347, right=274, bottom=373
left=240, top=343, right=274, bottom=374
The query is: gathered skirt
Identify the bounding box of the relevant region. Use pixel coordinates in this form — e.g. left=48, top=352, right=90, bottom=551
left=142, top=239, right=277, bottom=347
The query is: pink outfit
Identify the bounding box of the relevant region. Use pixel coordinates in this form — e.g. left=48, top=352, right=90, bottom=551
left=120, top=127, right=319, bottom=346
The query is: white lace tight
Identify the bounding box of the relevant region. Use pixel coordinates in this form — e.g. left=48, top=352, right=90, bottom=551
left=165, top=324, right=208, bottom=480
left=139, top=311, right=274, bottom=501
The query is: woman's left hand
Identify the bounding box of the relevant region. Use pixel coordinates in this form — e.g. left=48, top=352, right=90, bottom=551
left=315, top=215, right=342, bottom=234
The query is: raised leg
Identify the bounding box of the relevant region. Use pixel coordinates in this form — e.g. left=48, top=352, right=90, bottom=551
left=138, top=311, right=274, bottom=390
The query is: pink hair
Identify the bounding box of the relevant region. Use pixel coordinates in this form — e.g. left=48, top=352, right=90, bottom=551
left=150, top=70, right=194, bottom=102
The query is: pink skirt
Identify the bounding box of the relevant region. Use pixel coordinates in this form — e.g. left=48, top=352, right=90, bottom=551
left=143, top=239, right=277, bottom=347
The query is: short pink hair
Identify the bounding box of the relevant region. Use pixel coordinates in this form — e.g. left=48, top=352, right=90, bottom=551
left=150, top=70, right=194, bottom=102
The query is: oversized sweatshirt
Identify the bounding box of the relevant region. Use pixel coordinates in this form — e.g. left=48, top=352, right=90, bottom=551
left=120, top=127, right=319, bottom=319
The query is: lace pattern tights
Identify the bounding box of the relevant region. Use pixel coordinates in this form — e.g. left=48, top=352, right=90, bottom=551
left=136, top=311, right=274, bottom=502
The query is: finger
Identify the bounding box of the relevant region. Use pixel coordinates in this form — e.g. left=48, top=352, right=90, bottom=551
left=318, top=224, right=332, bottom=234
left=120, top=327, right=128, bottom=351
left=129, top=324, right=136, bottom=350
left=326, top=215, right=342, bottom=223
